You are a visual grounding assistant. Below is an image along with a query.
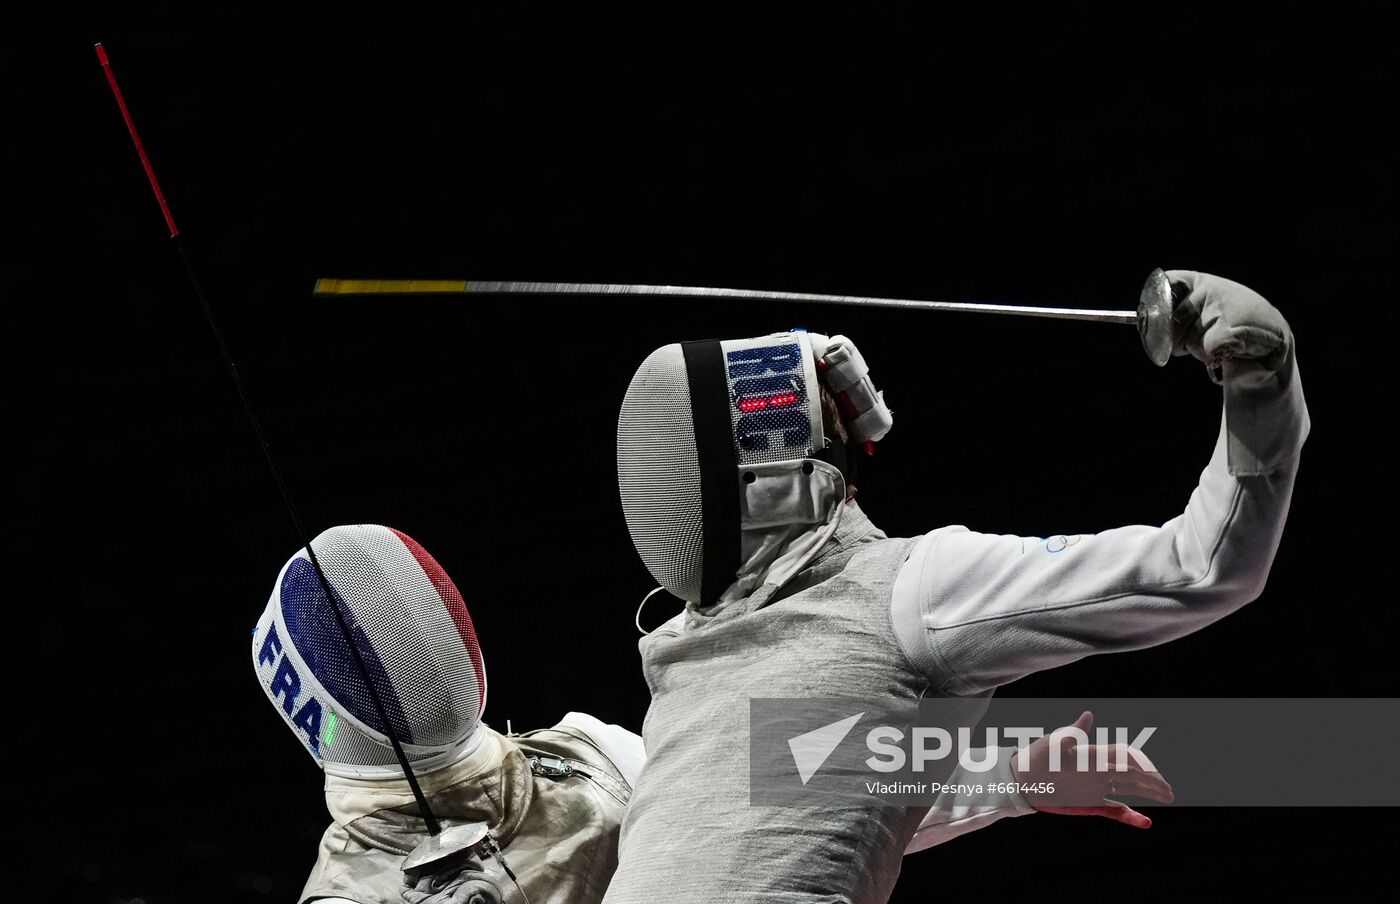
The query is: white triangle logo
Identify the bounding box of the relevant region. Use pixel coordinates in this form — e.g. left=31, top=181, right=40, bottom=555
left=788, top=712, right=864, bottom=785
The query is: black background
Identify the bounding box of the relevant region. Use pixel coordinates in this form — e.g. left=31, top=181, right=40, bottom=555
left=13, top=3, right=1396, bottom=901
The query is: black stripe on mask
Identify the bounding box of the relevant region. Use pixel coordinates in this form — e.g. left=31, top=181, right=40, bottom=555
left=682, top=340, right=741, bottom=606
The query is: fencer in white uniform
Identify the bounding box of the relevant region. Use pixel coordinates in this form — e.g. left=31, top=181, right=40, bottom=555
left=603, top=271, right=1306, bottom=903
left=253, top=525, right=1122, bottom=903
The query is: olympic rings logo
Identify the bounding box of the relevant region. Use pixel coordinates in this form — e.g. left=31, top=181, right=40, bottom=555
left=1042, top=534, right=1083, bottom=554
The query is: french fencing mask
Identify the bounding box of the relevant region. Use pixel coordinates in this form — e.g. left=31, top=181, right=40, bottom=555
left=618, top=331, right=892, bottom=606
left=251, top=524, right=487, bottom=776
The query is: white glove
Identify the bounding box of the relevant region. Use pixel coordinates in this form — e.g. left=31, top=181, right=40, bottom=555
left=401, top=862, right=505, bottom=904
left=1166, top=270, right=1307, bottom=475
left=1168, top=269, right=1293, bottom=379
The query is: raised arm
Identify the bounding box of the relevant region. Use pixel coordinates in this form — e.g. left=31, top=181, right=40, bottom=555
left=892, top=271, right=1310, bottom=696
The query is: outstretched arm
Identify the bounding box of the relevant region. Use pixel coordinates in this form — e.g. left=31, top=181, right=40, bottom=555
left=904, top=711, right=1173, bottom=852
left=892, top=271, right=1310, bottom=696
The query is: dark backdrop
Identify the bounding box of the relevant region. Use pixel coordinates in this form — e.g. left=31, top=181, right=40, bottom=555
left=13, top=4, right=1395, bottom=901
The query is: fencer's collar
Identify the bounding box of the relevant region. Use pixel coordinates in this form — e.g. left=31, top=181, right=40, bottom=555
left=322, top=725, right=535, bottom=855
left=690, top=457, right=845, bottom=614
left=690, top=496, right=882, bottom=620
left=812, top=499, right=882, bottom=563
left=775, top=498, right=882, bottom=579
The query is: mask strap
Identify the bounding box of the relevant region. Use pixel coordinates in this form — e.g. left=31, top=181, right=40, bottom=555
left=681, top=340, right=742, bottom=605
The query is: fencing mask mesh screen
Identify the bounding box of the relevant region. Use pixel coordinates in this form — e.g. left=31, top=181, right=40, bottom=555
left=617, top=344, right=707, bottom=603
left=252, top=524, right=487, bottom=774
left=618, top=332, right=824, bottom=605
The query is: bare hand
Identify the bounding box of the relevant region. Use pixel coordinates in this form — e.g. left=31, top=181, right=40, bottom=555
left=1012, top=711, right=1174, bottom=829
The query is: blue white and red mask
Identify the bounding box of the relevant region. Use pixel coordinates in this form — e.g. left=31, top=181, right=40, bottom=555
left=251, top=525, right=487, bottom=777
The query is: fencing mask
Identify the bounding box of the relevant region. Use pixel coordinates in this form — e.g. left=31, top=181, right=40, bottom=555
left=251, top=524, right=488, bottom=777
left=618, top=331, right=891, bottom=607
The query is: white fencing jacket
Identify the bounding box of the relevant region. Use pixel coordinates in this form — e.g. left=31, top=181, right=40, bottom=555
left=603, top=348, right=1308, bottom=903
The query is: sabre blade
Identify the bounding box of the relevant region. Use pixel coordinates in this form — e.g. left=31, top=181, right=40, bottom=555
left=313, top=279, right=1140, bottom=325
left=314, top=272, right=1172, bottom=365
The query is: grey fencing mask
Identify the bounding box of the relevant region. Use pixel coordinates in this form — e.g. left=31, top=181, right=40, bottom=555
left=617, top=331, right=892, bottom=606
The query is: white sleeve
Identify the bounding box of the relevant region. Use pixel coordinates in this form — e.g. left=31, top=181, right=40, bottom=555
left=904, top=746, right=1035, bottom=854
left=557, top=711, right=647, bottom=788
left=892, top=358, right=1308, bottom=696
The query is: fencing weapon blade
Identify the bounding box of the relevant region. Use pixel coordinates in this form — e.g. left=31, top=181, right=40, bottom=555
left=313, top=272, right=1177, bottom=365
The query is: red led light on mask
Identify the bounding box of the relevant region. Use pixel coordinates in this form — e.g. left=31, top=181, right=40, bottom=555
left=738, top=392, right=800, bottom=413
